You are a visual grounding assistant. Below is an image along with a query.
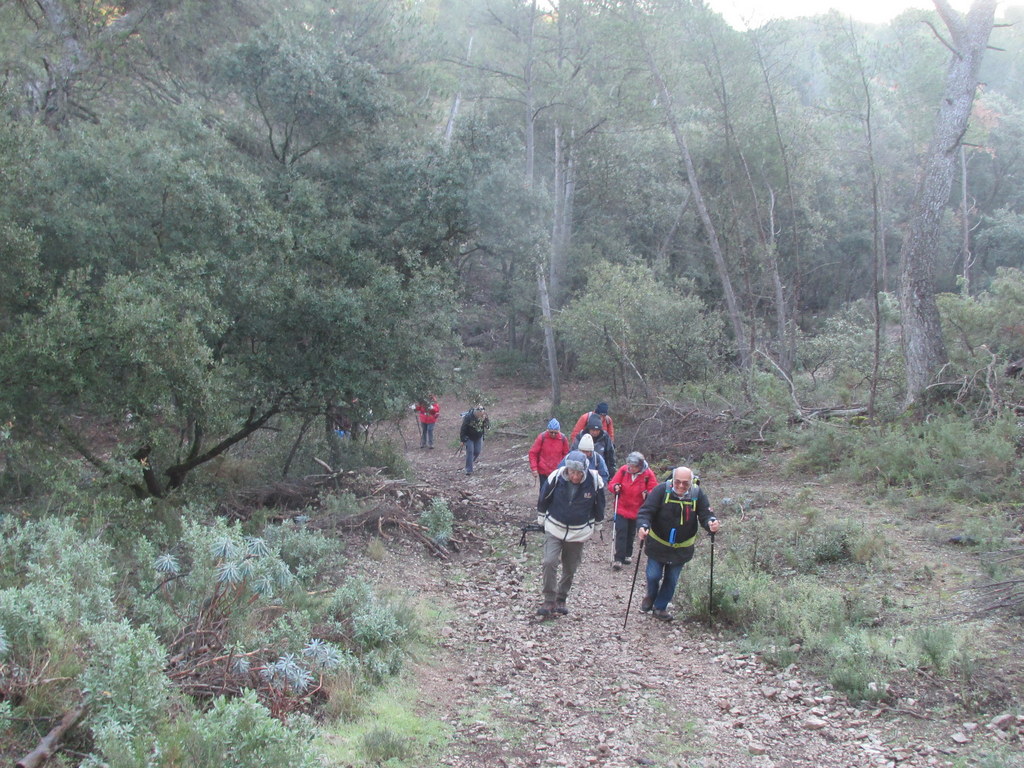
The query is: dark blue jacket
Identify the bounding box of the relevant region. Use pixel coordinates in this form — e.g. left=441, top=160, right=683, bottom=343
left=538, top=468, right=606, bottom=540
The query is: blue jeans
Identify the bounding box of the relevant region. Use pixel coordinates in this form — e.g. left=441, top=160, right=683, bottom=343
left=419, top=422, right=435, bottom=447
left=646, top=559, right=684, bottom=611
left=464, top=437, right=483, bottom=473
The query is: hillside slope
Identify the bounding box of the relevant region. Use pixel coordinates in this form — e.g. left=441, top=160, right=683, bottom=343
left=357, top=377, right=1022, bottom=768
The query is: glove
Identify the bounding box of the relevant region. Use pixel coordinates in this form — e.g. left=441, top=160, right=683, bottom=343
left=613, top=483, right=622, bottom=493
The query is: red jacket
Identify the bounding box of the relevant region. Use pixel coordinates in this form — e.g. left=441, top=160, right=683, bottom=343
left=414, top=399, right=440, bottom=424
left=609, top=464, right=658, bottom=519
left=528, top=430, right=570, bottom=476
left=570, top=411, right=615, bottom=443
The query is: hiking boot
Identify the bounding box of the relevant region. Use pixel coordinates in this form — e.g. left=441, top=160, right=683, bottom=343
left=555, top=601, right=568, bottom=615
left=652, top=609, right=674, bottom=622
left=612, top=561, right=622, bottom=571
left=640, top=596, right=654, bottom=613
left=536, top=602, right=556, bottom=617
left=623, top=557, right=632, bottom=565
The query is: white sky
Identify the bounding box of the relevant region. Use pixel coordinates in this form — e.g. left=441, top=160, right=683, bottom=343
left=706, top=0, right=972, bottom=28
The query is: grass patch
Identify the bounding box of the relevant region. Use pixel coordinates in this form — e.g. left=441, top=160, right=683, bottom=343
left=318, top=675, right=451, bottom=766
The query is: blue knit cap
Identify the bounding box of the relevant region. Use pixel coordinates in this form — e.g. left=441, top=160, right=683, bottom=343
left=595, top=402, right=609, bottom=415
left=547, top=418, right=560, bottom=430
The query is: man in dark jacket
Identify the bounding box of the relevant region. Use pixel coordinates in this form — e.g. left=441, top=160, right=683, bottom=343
left=636, top=466, right=719, bottom=621
left=459, top=405, right=489, bottom=475
left=536, top=451, right=606, bottom=616
left=572, top=414, right=615, bottom=472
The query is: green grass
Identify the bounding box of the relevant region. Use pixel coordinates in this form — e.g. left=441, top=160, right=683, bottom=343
left=317, top=675, right=451, bottom=767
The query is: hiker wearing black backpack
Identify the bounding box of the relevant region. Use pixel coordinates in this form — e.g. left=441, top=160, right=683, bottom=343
left=569, top=402, right=615, bottom=444
left=459, top=405, right=490, bottom=475
left=535, top=450, right=606, bottom=617
left=572, top=414, right=615, bottom=472
left=636, top=466, right=719, bottom=622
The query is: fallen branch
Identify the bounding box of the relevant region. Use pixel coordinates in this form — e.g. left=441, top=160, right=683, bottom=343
left=17, top=705, right=87, bottom=768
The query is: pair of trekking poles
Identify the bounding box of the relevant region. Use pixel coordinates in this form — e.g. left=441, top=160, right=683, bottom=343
left=522, top=497, right=717, bottom=628
left=623, top=532, right=716, bottom=630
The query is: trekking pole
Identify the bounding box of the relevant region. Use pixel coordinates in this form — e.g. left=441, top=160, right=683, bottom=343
left=707, top=532, right=716, bottom=623
left=623, top=538, right=645, bottom=631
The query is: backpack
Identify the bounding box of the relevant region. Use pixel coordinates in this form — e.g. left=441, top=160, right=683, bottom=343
left=545, top=431, right=569, bottom=449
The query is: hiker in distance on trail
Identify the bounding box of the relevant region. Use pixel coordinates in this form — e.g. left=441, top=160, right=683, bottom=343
left=569, top=401, right=615, bottom=444
left=459, top=405, right=489, bottom=475
left=412, top=395, right=440, bottom=449
left=528, top=418, right=570, bottom=496
left=637, top=466, right=719, bottom=622
left=535, top=450, right=606, bottom=617
left=609, top=451, right=658, bottom=571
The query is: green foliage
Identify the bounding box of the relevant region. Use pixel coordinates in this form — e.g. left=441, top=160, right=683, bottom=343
left=107, top=692, right=319, bottom=768
left=79, top=620, right=171, bottom=730
left=938, top=267, right=1024, bottom=411
left=852, top=413, right=1021, bottom=501
left=265, top=520, right=346, bottom=583
left=556, top=260, right=727, bottom=394
left=419, top=498, right=454, bottom=544
left=796, top=295, right=903, bottom=410
left=362, top=727, right=412, bottom=763
left=323, top=579, right=418, bottom=684
left=786, top=408, right=1023, bottom=503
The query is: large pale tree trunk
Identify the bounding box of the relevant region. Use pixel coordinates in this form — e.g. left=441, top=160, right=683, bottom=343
left=522, top=0, right=562, bottom=406
left=899, top=0, right=996, bottom=408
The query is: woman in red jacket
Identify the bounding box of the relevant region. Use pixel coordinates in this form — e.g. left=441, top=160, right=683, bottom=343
left=608, top=451, right=658, bottom=570
left=413, top=396, right=440, bottom=448
left=528, top=418, right=570, bottom=489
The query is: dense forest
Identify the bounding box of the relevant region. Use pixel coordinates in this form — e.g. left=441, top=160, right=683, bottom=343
left=0, top=0, right=1022, bottom=765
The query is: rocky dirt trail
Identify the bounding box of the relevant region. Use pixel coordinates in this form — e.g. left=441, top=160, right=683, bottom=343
left=360, top=378, right=1018, bottom=768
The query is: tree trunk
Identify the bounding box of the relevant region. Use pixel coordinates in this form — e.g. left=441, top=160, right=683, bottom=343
left=899, top=0, right=996, bottom=408
left=629, top=2, right=751, bottom=371
left=443, top=36, right=473, bottom=151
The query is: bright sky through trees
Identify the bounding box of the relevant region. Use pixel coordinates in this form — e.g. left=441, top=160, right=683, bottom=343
left=707, top=0, right=971, bottom=28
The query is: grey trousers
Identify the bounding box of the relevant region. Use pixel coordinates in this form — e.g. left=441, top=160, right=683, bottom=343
left=542, top=534, right=585, bottom=603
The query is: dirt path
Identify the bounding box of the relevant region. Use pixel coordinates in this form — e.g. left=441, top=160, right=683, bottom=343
left=371, top=380, right=1013, bottom=768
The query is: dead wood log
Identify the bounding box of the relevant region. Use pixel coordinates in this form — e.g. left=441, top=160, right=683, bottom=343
left=17, top=705, right=86, bottom=768
left=802, top=406, right=869, bottom=420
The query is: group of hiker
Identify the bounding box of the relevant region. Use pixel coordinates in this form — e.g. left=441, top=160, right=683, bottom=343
left=410, top=396, right=719, bottom=622
left=529, top=403, right=719, bottom=622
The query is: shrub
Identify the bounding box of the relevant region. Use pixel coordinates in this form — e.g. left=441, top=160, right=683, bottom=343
left=321, top=578, right=418, bottom=684
left=852, top=413, right=1021, bottom=501
left=79, top=620, right=170, bottom=730
left=135, top=691, right=320, bottom=768
left=419, top=498, right=453, bottom=544
left=265, top=520, right=345, bottom=583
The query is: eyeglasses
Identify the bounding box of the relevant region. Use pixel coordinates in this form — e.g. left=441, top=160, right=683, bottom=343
left=671, top=478, right=691, bottom=487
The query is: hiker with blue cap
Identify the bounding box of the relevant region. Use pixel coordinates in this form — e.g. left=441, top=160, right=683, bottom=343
left=535, top=450, right=606, bottom=617
left=528, top=418, right=570, bottom=492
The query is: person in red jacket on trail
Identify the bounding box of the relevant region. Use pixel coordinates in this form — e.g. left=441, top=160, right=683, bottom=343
left=569, top=402, right=614, bottom=444
left=608, top=451, right=658, bottom=570
left=413, top=396, right=440, bottom=449
left=529, top=419, right=570, bottom=492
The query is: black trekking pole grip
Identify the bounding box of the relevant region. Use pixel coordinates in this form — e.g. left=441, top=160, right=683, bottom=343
left=623, top=537, right=645, bottom=631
